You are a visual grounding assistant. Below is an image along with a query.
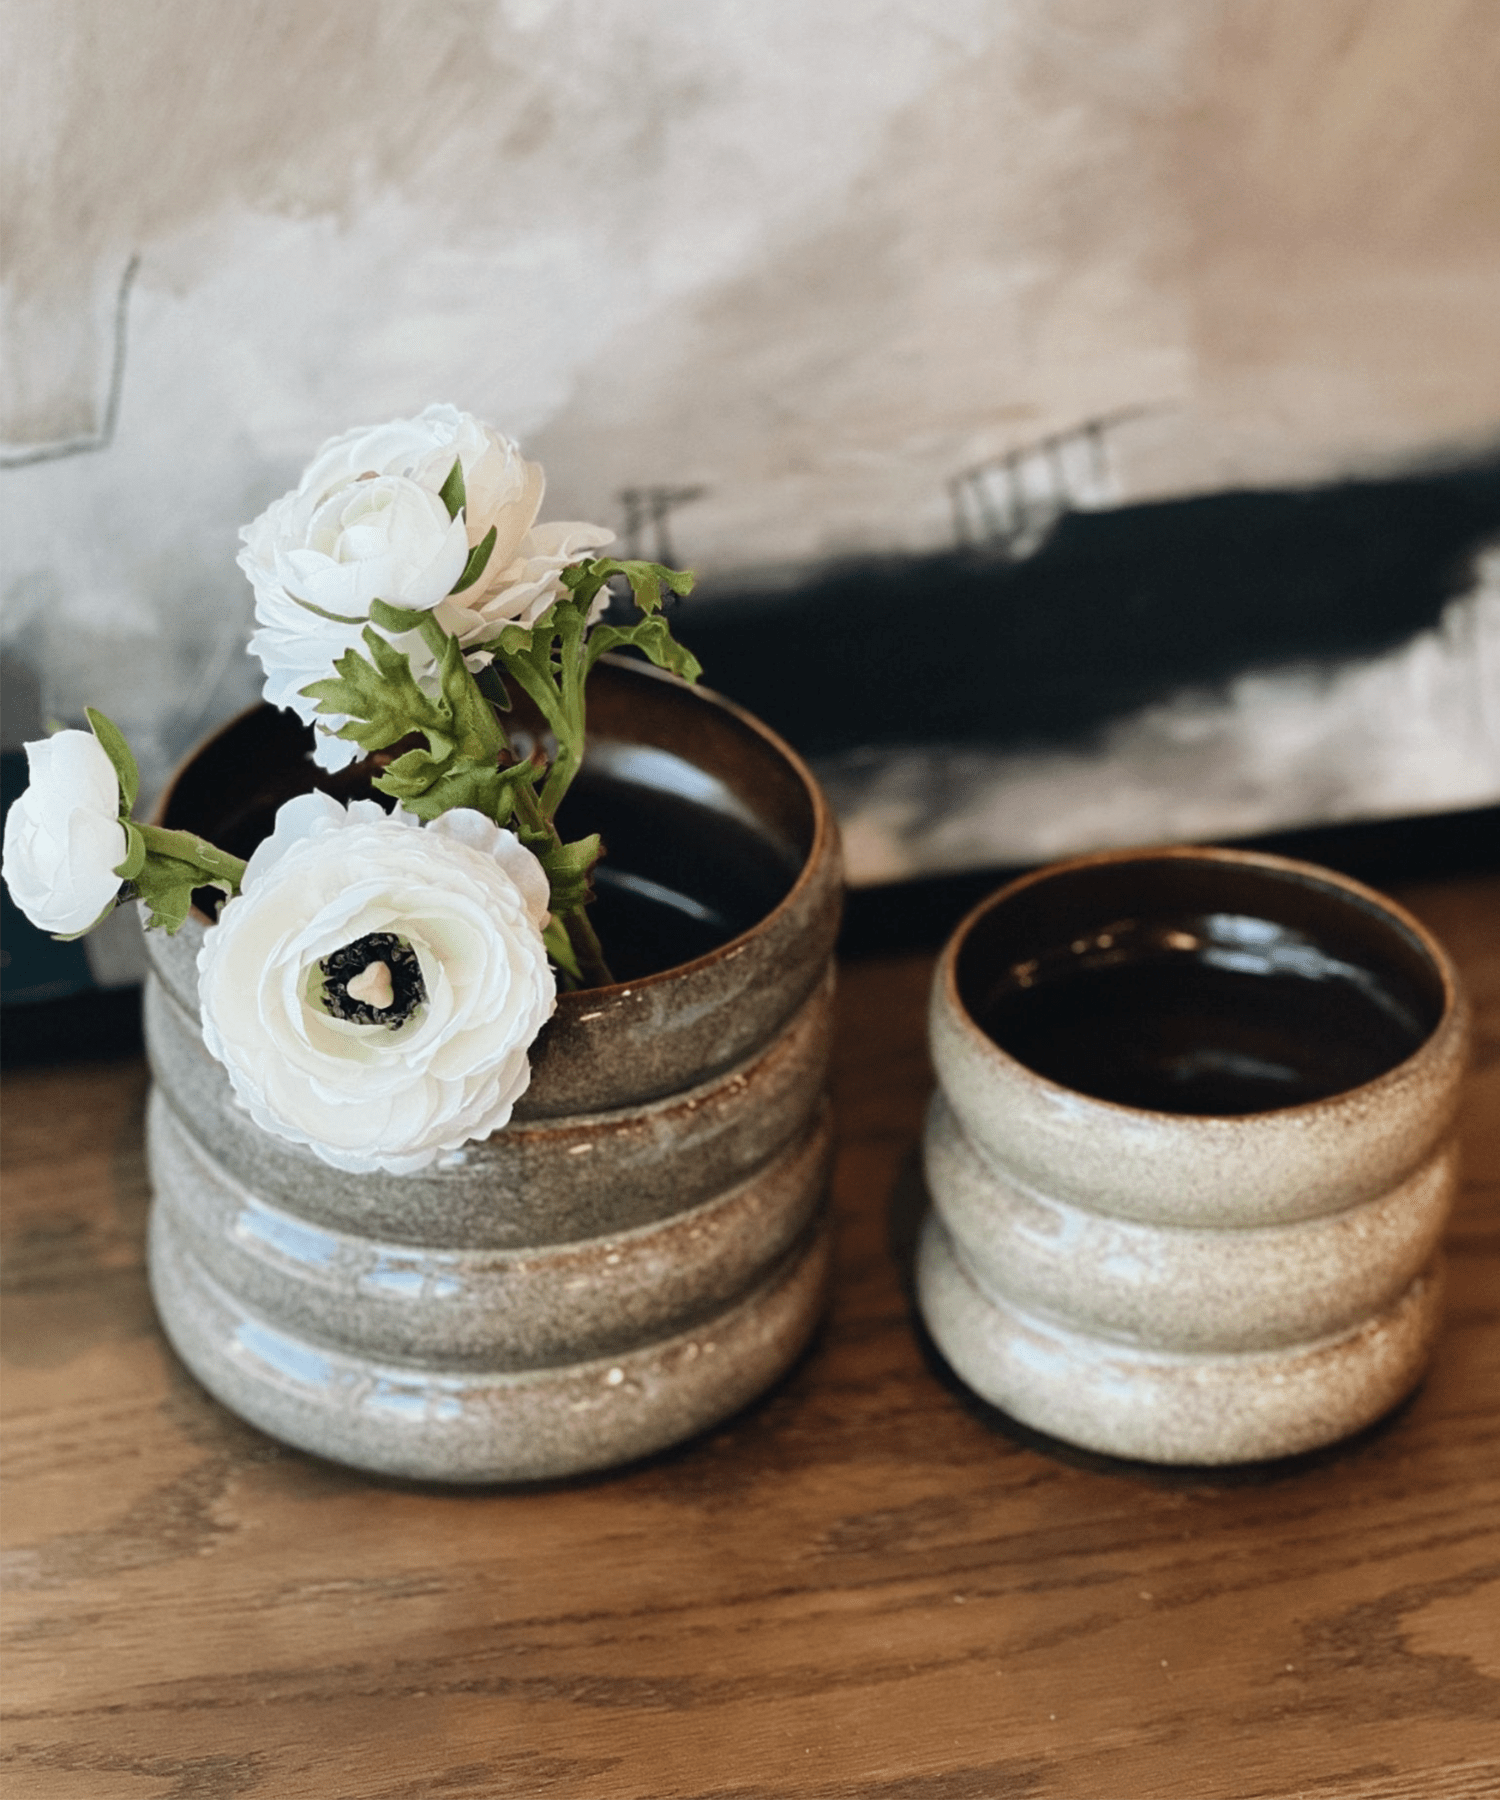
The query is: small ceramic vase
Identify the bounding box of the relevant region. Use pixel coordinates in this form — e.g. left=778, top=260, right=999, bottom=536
left=918, top=846, right=1469, bottom=1465
left=144, top=661, right=842, bottom=1482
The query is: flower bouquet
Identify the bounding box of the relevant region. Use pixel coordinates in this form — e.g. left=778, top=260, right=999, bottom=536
left=7, top=404, right=703, bottom=1169
left=4, top=407, right=841, bottom=1480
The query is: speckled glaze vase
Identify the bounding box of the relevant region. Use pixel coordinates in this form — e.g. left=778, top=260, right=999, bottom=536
left=918, top=847, right=1469, bottom=1465
left=144, top=661, right=842, bottom=1482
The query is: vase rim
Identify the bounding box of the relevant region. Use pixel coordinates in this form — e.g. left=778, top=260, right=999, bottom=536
left=934, top=841, right=1467, bottom=1128
left=153, top=655, right=840, bottom=997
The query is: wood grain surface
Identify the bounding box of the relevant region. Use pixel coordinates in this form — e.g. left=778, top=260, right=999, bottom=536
left=3, top=878, right=1497, bottom=1800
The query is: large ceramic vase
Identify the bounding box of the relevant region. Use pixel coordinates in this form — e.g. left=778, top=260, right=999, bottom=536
left=143, top=659, right=842, bottom=1481
left=918, top=847, right=1469, bottom=1465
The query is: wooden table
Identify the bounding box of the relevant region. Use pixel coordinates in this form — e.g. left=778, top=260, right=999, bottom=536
left=4, top=877, right=1497, bottom=1800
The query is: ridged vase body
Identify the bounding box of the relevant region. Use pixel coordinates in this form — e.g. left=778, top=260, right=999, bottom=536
left=144, top=662, right=842, bottom=1481
left=917, top=848, right=1469, bottom=1465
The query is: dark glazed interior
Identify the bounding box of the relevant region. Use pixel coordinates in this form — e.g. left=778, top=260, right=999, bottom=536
left=955, top=853, right=1448, bottom=1116
left=160, top=660, right=814, bottom=983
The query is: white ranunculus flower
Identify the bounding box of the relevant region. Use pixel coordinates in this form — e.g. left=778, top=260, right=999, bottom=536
left=243, top=469, right=471, bottom=619
left=433, top=516, right=619, bottom=645
left=239, top=408, right=615, bottom=768
left=240, top=472, right=471, bottom=768
left=2, top=730, right=127, bottom=935
left=298, top=404, right=618, bottom=642
left=297, top=405, right=547, bottom=568
left=196, top=792, right=556, bottom=1174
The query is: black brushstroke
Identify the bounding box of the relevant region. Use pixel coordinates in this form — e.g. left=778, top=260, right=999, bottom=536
left=675, top=460, right=1500, bottom=755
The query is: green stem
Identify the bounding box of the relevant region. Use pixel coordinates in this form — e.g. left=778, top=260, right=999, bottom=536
left=510, top=781, right=552, bottom=843
left=562, top=904, right=615, bottom=989
left=509, top=782, right=616, bottom=988
left=137, top=825, right=247, bottom=894
left=542, top=917, right=584, bottom=987
left=479, top=580, right=617, bottom=986
left=501, top=651, right=566, bottom=748
left=416, top=612, right=450, bottom=663
left=538, top=604, right=588, bottom=818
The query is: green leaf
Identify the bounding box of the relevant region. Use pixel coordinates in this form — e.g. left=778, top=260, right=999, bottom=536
left=131, top=855, right=207, bottom=934
left=478, top=557, right=701, bottom=831
left=621, top=559, right=696, bottom=614
left=132, top=857, right=230, bottom=934
left=542, top=916, right=584, bottom=984
left=300, top=624, right=523, bottom=823
left=557, top=559, right=614, bottom=618
left=128, top=825, right=246, bottom=933
left=475, top=662, right=512, bottom=711
left=85, top=707, right=140, bottom=814
left=449, top=525, right=498, bottom=596
left=533, top=832, right=603, bottom=914
left=561, top=558, right=696, bottom=616
left=302, top=626, right=446, bottom=757
left=436, top=627, right=512, bottom=754
left=585, top=614, right=702, bottom=684
left=438, top=456, right=466, bottom=521
left=482, top=604, right=573, bottom=739
left=491, top=601, right=558, bottom=659
left=113, top=820, right=148, bottom=882
left=368, top=598, right=432, bottom=634
left=383, top=753, right=539, bottom=824
left=551, top=558, right=701, bottom=684
left=137, top=824, right=245, bottom=881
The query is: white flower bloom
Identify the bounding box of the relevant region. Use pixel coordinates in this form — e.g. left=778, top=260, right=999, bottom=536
left=434, top=517, right=619, bottom=646
left=2, top=730, right=127, bottom=935
left=238, top=407, right=614, bottom=768
left=268, top=472, right=471, bottom=618
left=295, top=404, right=615, bottom=633
left=197, top=792, right=556, bottom=1174
left=297, top=405, right=547, bottom=572
left=240, top=472, right=471, bottom=770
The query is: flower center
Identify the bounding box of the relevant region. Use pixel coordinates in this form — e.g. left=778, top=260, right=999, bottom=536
left=318, top=932, right=426, bottom=1028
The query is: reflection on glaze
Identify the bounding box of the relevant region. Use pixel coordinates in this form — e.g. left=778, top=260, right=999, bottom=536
left=584, top=743, right=760, bottom=825
left=362, top=1382, right=465, bottom=1423
left=594, top=867, right=727, bottom=928
left=232, top=1318, right=333, bottom=1390
left=358, top=1259, right=463, bottom=1302
left=233, top=1203, right=338, bottom=1269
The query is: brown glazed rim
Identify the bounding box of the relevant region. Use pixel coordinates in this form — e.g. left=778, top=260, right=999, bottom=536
left=549, top=661, right=837, bottom=1007
left=157, top=658, right=837, bottom=1005
left=938, top=842, right=1465, bottom=1124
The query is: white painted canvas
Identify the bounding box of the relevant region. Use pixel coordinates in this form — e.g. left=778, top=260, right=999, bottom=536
left=4, top=0, right=1498, bottom=885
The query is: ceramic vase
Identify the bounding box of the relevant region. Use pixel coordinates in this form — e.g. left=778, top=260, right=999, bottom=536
left=144, top=660, right=842, bottom=1481
left=918, top=847, right=1469, bottom=1465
